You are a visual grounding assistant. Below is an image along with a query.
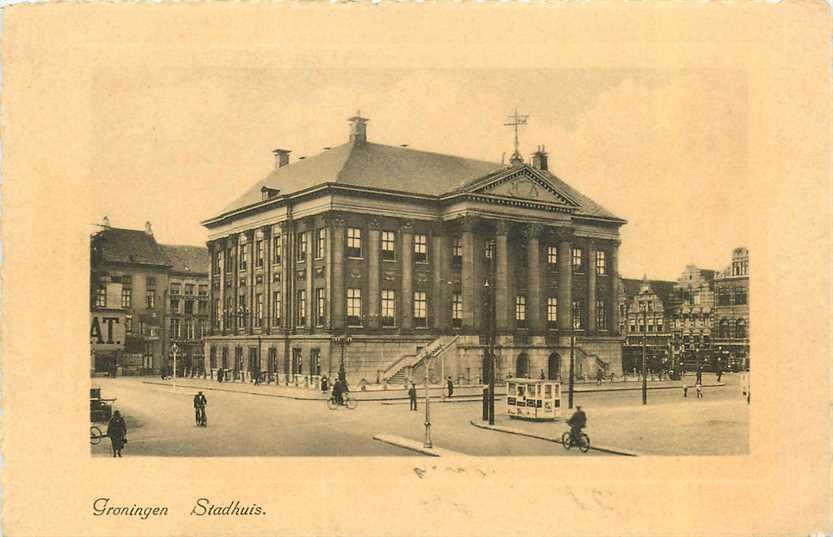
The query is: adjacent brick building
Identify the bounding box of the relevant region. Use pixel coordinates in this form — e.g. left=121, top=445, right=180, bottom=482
left=90, top=220, right=209, bottom=376
left=202, top=114, right=627, bottom=387
left=713, top=247, right=749, bottom=370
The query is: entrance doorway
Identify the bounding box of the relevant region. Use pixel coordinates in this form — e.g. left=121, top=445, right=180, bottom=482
left=516, top=353, right=530, bottom=378
left=548, top=353, right=561, bottom=380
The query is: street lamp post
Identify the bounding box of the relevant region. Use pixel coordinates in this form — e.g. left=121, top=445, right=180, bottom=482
left=424, top=351, right=433, bottom=448
left=170, top=342, right=180, bottom=392
left=483, top=250, right=497, bottom=425
left=641, top=302, right=647, bottom=405
left=568, top=301, right=575, bottom=409
left=334, top=333, right=352, bottom=384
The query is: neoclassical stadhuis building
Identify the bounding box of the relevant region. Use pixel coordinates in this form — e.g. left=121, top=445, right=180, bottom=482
left=202, top=115, right=626, bottom=387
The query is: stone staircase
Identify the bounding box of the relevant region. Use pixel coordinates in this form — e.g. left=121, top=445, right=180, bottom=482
left=383, top=335, right=460, bottom=385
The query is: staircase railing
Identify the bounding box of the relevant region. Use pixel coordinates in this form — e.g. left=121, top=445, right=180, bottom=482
left=382, top=335, right=460, bottom=382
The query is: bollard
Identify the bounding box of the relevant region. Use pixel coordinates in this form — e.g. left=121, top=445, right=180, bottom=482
left=482, top=388, right=489, bottom=421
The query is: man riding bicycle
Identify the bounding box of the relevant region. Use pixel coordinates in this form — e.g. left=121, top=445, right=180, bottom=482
left=566, top=405, right=587, bottom=445
left=193, top=391, right=207, bottom=427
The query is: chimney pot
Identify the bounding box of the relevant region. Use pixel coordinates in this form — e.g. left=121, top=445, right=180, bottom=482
left=102, top=216, right=111, bottom=228
left=348, top=112, right=369, bottom=144
left=272, top=148, right=291, bottom=169
left=145, top=221, right=153, bottom=236
left=531, top=145, right=549, bottom=171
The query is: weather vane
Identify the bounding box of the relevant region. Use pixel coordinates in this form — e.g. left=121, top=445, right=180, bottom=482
left=504, top=108, right=529, bottom=165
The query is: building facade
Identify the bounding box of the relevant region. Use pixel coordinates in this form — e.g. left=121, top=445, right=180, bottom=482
left=618, top=277, right=677, bottom=375
left=713, top=248, right=749, bottom=371
left=203, top=115, right=627, bottom=387
left=670, top=265, right=717, bottom=371
left=90, top=220, right=209, bottom=376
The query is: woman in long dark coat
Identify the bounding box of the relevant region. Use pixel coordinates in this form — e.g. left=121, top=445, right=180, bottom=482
left=106, top=410, right=127, bottom=457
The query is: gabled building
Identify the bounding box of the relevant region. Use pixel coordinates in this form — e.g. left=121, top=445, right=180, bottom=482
left=618, top=276, right=678, bottom=375
left=671, top=265, right=718, bottom=371
left=202, top=114, right=627, bottom=387
left=713, top=248, right=749, bottom=371
left=90, top=220, right=209, bottom=376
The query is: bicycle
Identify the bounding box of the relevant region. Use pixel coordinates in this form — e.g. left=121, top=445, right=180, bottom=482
left=90, top=425, right=104, bottom=445
left=327, top=392, right=358, bottom=410
left=195, top=407, right=208, bottom=427
left=561, top=430, right=591, bottom=453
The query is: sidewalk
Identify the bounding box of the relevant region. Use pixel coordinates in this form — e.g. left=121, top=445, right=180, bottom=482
left=140, top=375, right=726, bottom=402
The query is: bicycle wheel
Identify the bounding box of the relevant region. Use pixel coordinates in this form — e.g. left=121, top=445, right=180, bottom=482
left=346, top=397, right=358, bottom=410
left=327, top=398, right=338, bottom=410
left=90, top=426, right=102, bottom=445
left=561, top=432, right=572, bottom=450
left=579, top=434, right=590, bottom=453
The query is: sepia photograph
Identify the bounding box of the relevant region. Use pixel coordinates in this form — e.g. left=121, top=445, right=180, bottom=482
left=3, top=4, right=830, bottom=537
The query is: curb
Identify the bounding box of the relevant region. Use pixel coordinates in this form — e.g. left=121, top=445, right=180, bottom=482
left=469, top=420, right=639, bottom=457
left=372, top=434, right=468, bottom=457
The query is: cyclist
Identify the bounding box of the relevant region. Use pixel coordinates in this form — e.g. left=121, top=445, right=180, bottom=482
left=340, top=377, right=351, bottom=405
left=566, top=405, right=587, bottom=447
left=193, top=391, right=207, bottom=427
left=332, top=378, right=343, bottom=406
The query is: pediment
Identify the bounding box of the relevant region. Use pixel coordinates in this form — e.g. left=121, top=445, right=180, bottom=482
left=470, top=168, right=578, bottom=207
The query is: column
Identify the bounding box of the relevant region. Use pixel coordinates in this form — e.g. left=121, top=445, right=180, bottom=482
left=246, top=230, right=255, bottom=335
left=400, top=220, right=414, bottom=332
left=494, top=220, right=511, bottom=331
left=431, top=223, right=448, bottom=330
left=330, top=214, right=346, bottom=330
left=526, top=224, right=544, bottom=332
left=305, top=223, right=314, bottom=332
left=262, top=226, right=272, bottom=335
left=586, top=240, right=597, bottom=335
left=207, top=240, right=216, bottom=336
left=367, top=218, right=381, bottom=330
left=279, top=221, right=292, bottom=332
left=556, top=229, right=573, bottom=337
left=610, top=240, right=621, bottom=335
left=231, top=234, right=240, bottom=336
left=461, top=216, right=479, bottom=331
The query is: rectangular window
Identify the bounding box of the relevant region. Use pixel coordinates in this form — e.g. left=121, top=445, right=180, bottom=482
left=225, top=248, right=233, bottom=273
left=735, top=289, right=747, bottom=305
left=572, top=248, right=583, bottom=272
left=125, top=316, right=132, bottom=334
left=547, top=246, right=558, bottom=267
left=213, top=252, right=221, bottom=275
left=381, top=289, right=396, bottom=327
left=414, top=291, right=428, bottom=328
left=297, top=290, right=306, bottom=326
left=347, top=288, right=362, bottom=326
left=184, top=300, right=194, bottom=315
left=255, top=293, right=263, bottom=327
left=272, top=291, right=281, bottom=326
left=595, top=250, right=607, bottom=275
left=381, top=231, right=396, bottom=261
left=198, top=284, right=208, bottom=297
left=347, top=227, right=362, bottom=258
left=170, top=283, right=181, bottom=296
left=451, top=293, right=463, bottom=328
left=239, top=244, right=248, bottom=271
left=238, top=294, right=248, bottom=328
left=214, top=299, right=221, bottom=328
left=485, top=239, right=495, bottom=259
left=186, top=320, right=195, bottom=340
left=316, top=288, right=326, bottom=326
left=184, top=284, right=194, bottom=296
left=221, top=347, right=229, bottom=369
left=145, top=290, right=155, bottom=309
left=316, top=228, right=327, bottom=259
left=146, top=276, right=156, bottom=288
left=414, top=233, right=428, bottom=263
left=515, top=296, right=527, bottom=328
left=170, top=297, right=180, bottom=313
left=572, top=300, right=583, bottom=329
left=95, top=287, right=107, bottom=307
left=273, top=236, right=282, bottom=264
left=297, top=232, right=307, bottom=261
left=121, top=288, right=132, bottom=308
left=170, top=318, right=181, bottom=339
left=452, top=238, right=463, bottom=265
left=596, top=299, right=606, bottom=329
left=547, top=297, right=558, bottom=329
left=256, top=240, right=264, bottom=267
left=210, top=347, right=217, bottom=369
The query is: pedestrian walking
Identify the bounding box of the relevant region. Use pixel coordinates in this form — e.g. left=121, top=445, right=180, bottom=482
left=696, top=380, right=703, bottom=399
left=695, top=366, right=703, bottom=385
left=106, top=410, right=127, bottom=458
left=716, top=368, right=723, bottom=383
left=217, top=368, right=224, bottom=383
left=596, top=369, right=604, bottom=385
left=447, top=377, right=454, bottom=398
left=321, top=375, right=329, bottom=392
left=408, top=382, right=418, bottom=411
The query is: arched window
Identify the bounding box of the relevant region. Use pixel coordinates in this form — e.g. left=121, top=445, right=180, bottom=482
left=736, top=319, right=747, bottom=339
left=719, top=320, right=730, bottom=339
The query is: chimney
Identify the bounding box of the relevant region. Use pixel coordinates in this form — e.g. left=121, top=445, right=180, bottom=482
left=102, top=216, right=111, bottom=228
left=348, top=111, right=369, bottom=144
left=144, top=221, right=153, bottom=236
left=531, top=145, right=549, bottom=171
left=272, top=148, right=291, bottom=169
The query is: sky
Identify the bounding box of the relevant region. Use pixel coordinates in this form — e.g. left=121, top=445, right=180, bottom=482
left=89, top=67, right=748, bottom=281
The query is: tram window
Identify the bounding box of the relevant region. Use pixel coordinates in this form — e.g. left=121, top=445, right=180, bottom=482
left=544, top=385, right=552, bottom=398
left=509, top=383, right=516, bottom=396
left=518, top=385, right=525, bottom=398
left=529, top=385, right=536, bottom=397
